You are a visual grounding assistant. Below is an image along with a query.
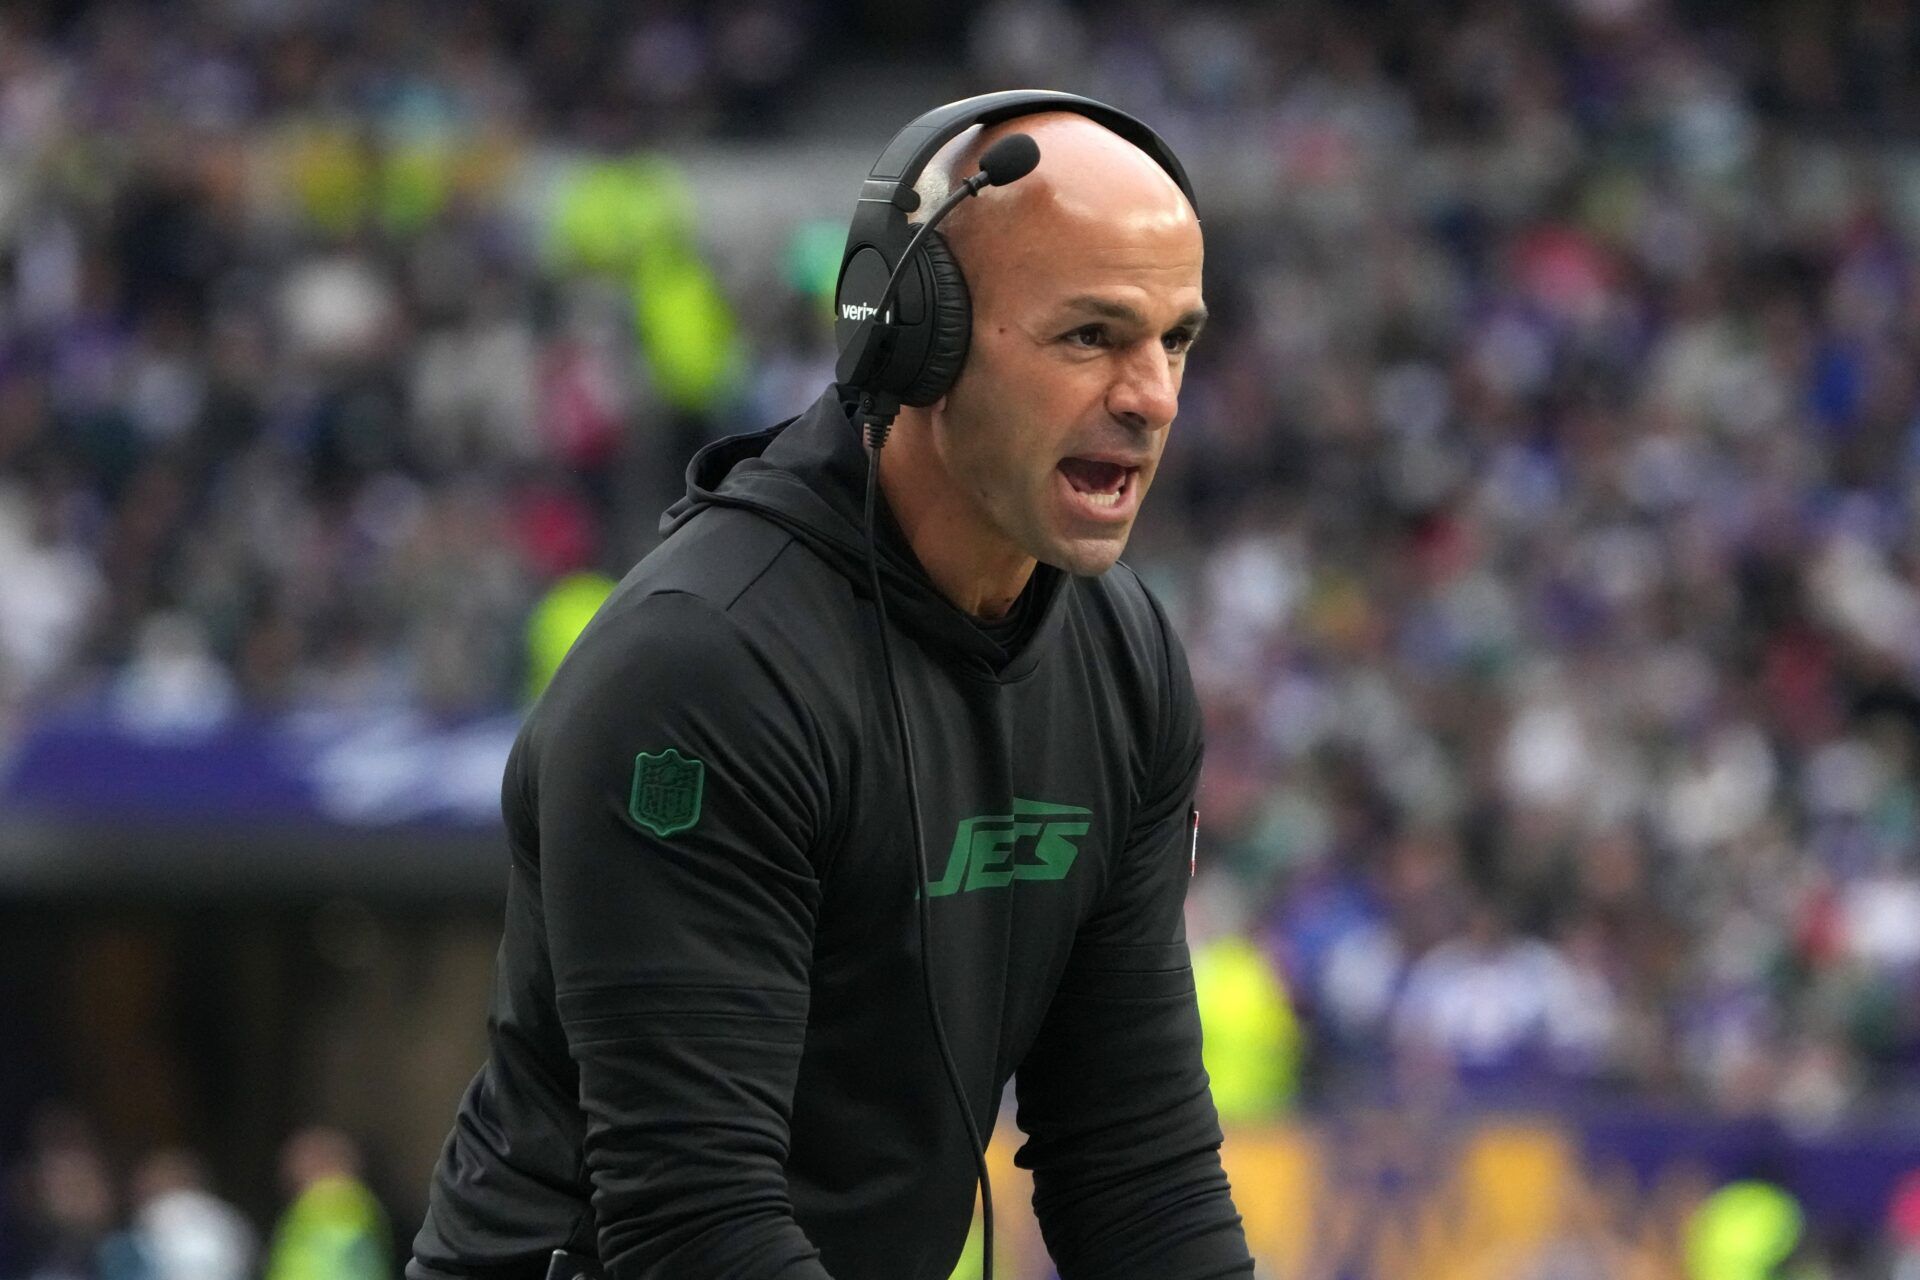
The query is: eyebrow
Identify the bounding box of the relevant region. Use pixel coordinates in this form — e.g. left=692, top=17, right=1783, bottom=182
left=1058, top=294, right=1209, bottom=338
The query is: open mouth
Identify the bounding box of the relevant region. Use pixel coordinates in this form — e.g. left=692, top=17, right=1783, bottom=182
left=1058, top=457, right=1135, bottom=510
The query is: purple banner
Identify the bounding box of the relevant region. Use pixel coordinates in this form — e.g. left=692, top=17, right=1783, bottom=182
left=0, top=704, right=520, bottom=830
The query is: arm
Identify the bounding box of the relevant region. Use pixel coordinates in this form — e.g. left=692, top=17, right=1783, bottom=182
left=534, top=590, right=836, bottom=1279
left=1012, top=596, right=1253, bottom=1280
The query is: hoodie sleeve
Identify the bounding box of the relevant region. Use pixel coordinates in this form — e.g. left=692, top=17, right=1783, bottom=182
left=531, top=590, right=837, bottom=1280
left=1012, top=594, right=1253, bottom=1279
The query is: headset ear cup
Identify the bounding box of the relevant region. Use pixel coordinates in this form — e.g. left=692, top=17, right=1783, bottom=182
left=899, top=230, right=971, bottom=406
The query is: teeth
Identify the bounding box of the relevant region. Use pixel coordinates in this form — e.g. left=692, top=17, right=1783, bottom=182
left=1062, top=465, right=1130, bottom=509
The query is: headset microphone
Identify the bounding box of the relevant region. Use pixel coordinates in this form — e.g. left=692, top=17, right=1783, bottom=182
left=977, top=132, right=1041, bottom=185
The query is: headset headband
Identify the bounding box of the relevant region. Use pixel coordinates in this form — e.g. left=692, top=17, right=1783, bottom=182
left=853, top=89, right=1196, bottom=217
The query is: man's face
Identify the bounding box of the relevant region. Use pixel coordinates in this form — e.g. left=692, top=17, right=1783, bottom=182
left=928, top=138, right=1205, bottom=578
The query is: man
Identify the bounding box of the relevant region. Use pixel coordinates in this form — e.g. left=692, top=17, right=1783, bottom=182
left=269, top=1129, right=390, bottom=1280
left=409, top=101, right=1252, bottom=1280
left=131, top=1149, right=257, bottom=1280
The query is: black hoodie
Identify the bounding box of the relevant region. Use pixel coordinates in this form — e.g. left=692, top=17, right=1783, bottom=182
left=408, top=388, right=1252, bottom=1280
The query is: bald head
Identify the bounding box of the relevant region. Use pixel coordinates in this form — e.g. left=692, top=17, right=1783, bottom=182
left=912, top=112, right=1196, bottom=271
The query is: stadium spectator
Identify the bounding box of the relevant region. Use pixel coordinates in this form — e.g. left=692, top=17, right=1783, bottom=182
left=264, top=1128, right=390, bottom=1280
left=1391, top=898, right=1616, bottom=1087
left=127, top=1150, right=254, bottom=1280
left=7, top=1108, right=138, bottom=1280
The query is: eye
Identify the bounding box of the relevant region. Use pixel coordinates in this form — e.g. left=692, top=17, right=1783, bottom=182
left=1163, top=328, right=1196, bottom=355
left=1063, top=324, right=1109, bottom=349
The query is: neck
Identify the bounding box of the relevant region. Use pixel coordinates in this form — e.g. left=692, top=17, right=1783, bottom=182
left=876, top=413, right=1036, bottom=620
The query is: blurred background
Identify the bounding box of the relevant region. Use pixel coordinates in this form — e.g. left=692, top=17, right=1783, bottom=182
left=3, top=0, right=1920, bottom=1276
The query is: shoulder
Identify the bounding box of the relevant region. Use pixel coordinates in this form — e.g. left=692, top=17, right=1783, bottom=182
left=535, top=514, right=799, bottom=749
left=520, top=582, right=838, bottom=856
left=527, top=513, right=851, bottom=803
left=626, top=505, right=809, bottom=613
left=531, top=587, right=787, bottom=776
left=553, top=506, right=847, bottom=698
left=1070, top=559, right=1192, bottom=704
left=551, top=582, right=763, bottom=695
left=1063, top=561, right=1201, bottom=811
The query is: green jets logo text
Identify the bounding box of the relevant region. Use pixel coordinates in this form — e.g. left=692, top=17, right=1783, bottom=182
left=927, top=799, right=1092, bottom=898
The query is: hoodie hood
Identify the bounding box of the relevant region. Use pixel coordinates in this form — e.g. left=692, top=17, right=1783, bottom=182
left=661, top=386, right=1068, bottom=677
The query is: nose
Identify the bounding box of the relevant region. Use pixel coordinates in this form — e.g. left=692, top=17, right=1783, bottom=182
left=1106, top=340, right=1180, bottom=432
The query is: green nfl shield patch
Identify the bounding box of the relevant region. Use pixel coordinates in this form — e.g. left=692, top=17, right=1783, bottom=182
left=628, top=748, right=704, bottom=837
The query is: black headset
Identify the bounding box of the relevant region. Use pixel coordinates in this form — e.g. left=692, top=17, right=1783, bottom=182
left=832, top=89, right=1197, bottom=408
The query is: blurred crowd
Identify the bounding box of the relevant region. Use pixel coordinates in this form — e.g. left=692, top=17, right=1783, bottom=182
left=1, top=1108, right=390, bottom=1280
left=6, top=0, right=1920, bottom=1195
left=1133, top=0, right=1920, bottom=1132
